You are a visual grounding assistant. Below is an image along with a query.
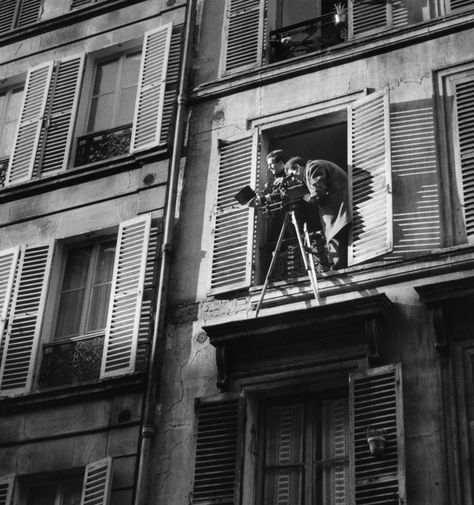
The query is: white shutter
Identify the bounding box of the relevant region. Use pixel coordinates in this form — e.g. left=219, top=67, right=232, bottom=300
left=100, top=215, right=151, bottom=379
left=0, top=248, right=20, bottom=357
left=322, top=398, right=350, bottom=505
left=0, top=0, right=16, bottom=34
left=0, top=476, right=14, bottom=505
left=350, top=364, right=405, bottom=505
left=131, top=24, right=172, bottom=152
left=80, top=457, right=112, bottom=505
left=35, top=55, right=85, bottom=175
left=71, top=0, right=93, bottom=9
left=17, top=0, right=42, bottom=27
left=222, top=0, right=265, bottom=74
left=210, top=136, right=256, bottom=293
left=6, top=62, right=53, bottom=185
left=0, top=244, right=53, bottom=396
left=349, top=0, right=408, bottom=38
left=348, top=89, right=393, bottom=265
left=454, top=77, right=474, bottom=238
left=447, top=0, right=474, bottom=12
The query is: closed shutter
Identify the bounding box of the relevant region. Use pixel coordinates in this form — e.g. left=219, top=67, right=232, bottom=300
left=210, top=136, right=256, bottom=293
left=80, top=457, right=112, bottom=505
left=6, top=62, right=53, bottom=185
left=0, top=0, right=16, bottom=34
left=0, top=248, right=20, bottom=356
left=390, top=101, right=441, bottom=256
left=131, top=24, right=172, bottom=152
left=350, top=364, right=405, bottom=505
left=348, top=89, right=393, bottom=265
left=349, top=0, right=407, bottom=38
left=454, top=78, right=474, bottom=238
left=0, top=244, right=53, bottom=396
left=263, top=402, right=305, bottom=505
left=100, top=215, right=151, bottom=379
left=448, top=0, right=474, bottom=12
left=222, top=0, right=265, bottom=74
left=322, top=398, right=350, bottom=505
left=71, top=0, right=93, bottom=9
left=192, top=396, right=245, bottom=505
left=34, top=55, right=85, bottom=176
left=0, top=476, right=15, bottom=505
left=16, top=0, right=41, bottom=28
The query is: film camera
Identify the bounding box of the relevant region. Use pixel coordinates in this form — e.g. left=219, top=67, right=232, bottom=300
left=234, top=175, right=308, bottom=212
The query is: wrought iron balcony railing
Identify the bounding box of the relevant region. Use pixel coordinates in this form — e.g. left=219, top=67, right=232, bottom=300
left=269, top=13, right=347, bottom=63
left=38, top=333, right=105, bottom=388
left=0, top=158, right=9, bottom=187
left=74, top=124, right=132, bottom=167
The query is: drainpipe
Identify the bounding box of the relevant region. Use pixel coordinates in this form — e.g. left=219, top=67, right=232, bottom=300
left=134, top=0, right=196, bottom=503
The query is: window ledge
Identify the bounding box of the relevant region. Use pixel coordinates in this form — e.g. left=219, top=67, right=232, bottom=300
left=191, top=10, right=474, bottom=103
left=0, top=373, right=146, bottom=414
left=0, top=144, right=168, bottom=204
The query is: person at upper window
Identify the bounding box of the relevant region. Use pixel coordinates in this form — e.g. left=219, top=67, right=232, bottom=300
left=285, top=156, right=351, bottom=269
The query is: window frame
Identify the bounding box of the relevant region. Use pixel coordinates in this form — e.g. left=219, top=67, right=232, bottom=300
left=20, top=473, right=83, bottom=505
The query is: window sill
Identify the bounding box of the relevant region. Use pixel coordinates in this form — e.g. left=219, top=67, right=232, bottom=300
left=191, top=10, right=474, bottom=103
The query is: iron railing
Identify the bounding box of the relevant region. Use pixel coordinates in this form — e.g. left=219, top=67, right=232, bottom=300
left=75, top=124, right=132, bottom=166
left=269, top=13, right=347, bottom=63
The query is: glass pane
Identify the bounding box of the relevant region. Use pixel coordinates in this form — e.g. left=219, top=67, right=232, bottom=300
left=122, top=52, right=141, bottom=87
left=95, top=241, right=116, bottom=283
left=6, top=87, right=24, bottom=121
left=55, top=289, right=86, bottom=339
left=93, top=58, right=119, bottom=95
left=263, top=468, right=303, bottom=505
left=117, top=85, right=138, bottom=126
left=62, top=480, right=83, bottom=505
left=27, top=485, right=56, bottom=505
left=88, top=94, right=115, bottom=132
left=62, top=247, right=91, bottom=290
left=280, top=0, right=318, bottom=26
left=0, top=122, right=15, bottom=158
left=87, top=283, right=112, bottom=331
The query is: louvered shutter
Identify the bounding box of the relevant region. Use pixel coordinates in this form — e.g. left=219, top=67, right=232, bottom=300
left=0, top=248, right=20, bottom=356
left=0, top=0, right=16, bottom=34
left=6, top=62, right=53, bottom=185
left=192, top=396, right=245, bottom=505
left=130, top=24, right=172, bottom=152
left=322, top=398, right=350, bottom=505
left=349, top=0, right=407, bottom=39
left=447, top=0, right=474, bottom=12
left=210, top=136, right=256, bottom=293
left=34, top=55, right=85, bottom=176
left=0, top=476, right=15, bottom=505
left=350, top=364, right=405, bottom=505
left=348, top=89, right=393, bottom=265
left=100, top=215, right=151, bottom=379
left=222, top=0, right=265, bottom=74
left=390, top=102, right=441, bottom=255
left=80, top=457, right=112, bottom=505
left=71, top=0, right=93, bottom=9
left=454, top=77, right=474, bottom=238
left=263, top=402, right=305, bottom=505
left=17, top=0, right=41, bottom=28
left=0, top=244, right=53, bottom=396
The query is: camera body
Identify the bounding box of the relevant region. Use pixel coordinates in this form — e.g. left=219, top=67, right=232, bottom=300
left=256, top=175, right=308, bottom=212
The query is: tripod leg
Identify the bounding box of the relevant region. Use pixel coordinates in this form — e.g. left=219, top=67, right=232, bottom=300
left=303, top=224, right=320, bottom=305
left=255, top=212, right=290, bottom=317
left=289, top=211, right=320, bottom=303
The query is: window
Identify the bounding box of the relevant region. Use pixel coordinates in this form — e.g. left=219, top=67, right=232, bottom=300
left=0, top=215, right=157, bottom=396
left=0, top=0, right=42, bottom=35
left=24, top=476, right=82, bottom=505
left=259, top=393, right=349, bottom=505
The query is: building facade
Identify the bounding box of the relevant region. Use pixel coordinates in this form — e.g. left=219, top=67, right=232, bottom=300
left=0, top=0, right=188, bottom=503
left=151, top=1, right=474, bottom=505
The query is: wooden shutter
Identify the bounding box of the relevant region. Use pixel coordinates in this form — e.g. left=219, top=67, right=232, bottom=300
left=100, top=215, right=151, bottom=379
left=210, top=136, right=256, bottom=293
left=17, top=0, right=42, bottom=28
left=454, top=77, right=474, bottom=238
left=349, top=0, right=407, bottom=39
left=350, top=364, right=405, bottom=505
left=447, top=0, right=474, bottom=12
left=0, top=244, right=53, bottom=396
left=348, top=89, right=393, bottom=265
left=322, top=398, right=350, bottom=505
left=6, top=62, right=53, bottom=185
left=0, top=248, right=20, bottom=356
left=34, top=55, right=85, bottom=176
left=71, top=0, right=93, bottom=9
left=222, top=0, right=265, bottom=74
left=192, top=396, right=245, bottom=505
left=390, top=101, right=441, bottom=256
left=263, top=402, right=305, bottom=505
left=131, top=24, right=172, bottom=152
left=80, top=457, right=112, bottom=505
left=0, top=476, right=15, bottom=505
left=0, top=0, right=16, bottom=34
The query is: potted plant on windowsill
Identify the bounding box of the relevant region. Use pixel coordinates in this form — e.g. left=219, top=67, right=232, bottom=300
left=333, top=2, right=347, bottom=26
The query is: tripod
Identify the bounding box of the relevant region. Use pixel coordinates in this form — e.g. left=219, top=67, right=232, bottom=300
left=255, top=204, right=320, bottom=317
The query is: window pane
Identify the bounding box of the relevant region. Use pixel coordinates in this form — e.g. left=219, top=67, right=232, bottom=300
left=6, top=87, right=24, bottom=121
left=27, top=485, right=56, bottom=505
left=280, top=0, right=318, bottom=26
left=117, top=85, right=138, bottom=126
left=93, top=59, right=119, bottom=95
left=122, top=52, right=141, bottom=87
left=88, top=94, right=116, bottom=132
left=263, top=468, right=303, bottom=505
left=62, top=247, right=91, bottom=290
left=62, top=480, right=83, bottom=505
left=0, top=87, right=24, bottom=158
